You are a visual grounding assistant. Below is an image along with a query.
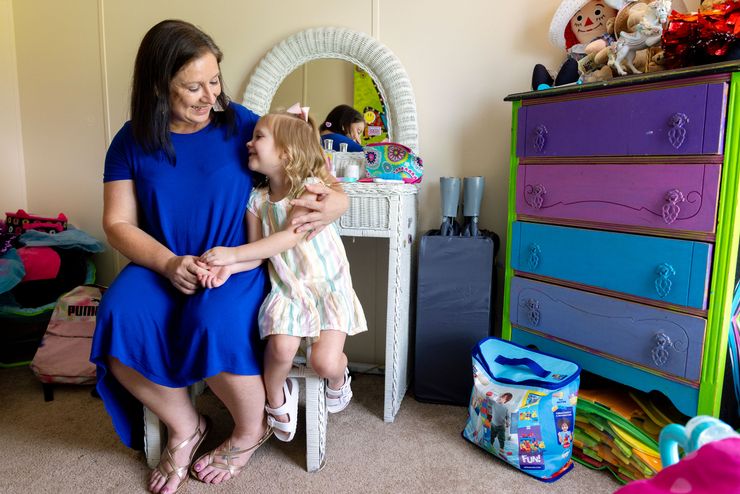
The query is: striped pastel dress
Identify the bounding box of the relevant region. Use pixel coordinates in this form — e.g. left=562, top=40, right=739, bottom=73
left=247, top=185, right=367, bottom=340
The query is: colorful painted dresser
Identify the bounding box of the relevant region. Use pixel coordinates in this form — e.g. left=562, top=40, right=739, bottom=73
left=502, top=61, right=740, bottom=417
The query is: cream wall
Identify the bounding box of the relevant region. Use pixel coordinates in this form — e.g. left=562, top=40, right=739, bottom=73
left=7, top=0, right=592, bottom=360
left=0, top=0, right=26, bottom=213
left=8, top=0, right=565, bottom=280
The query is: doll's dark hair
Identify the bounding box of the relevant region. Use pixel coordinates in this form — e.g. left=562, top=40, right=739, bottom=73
left=319, top=104, right=364, bottom=136
left=130, top=19, right=235, bottom=162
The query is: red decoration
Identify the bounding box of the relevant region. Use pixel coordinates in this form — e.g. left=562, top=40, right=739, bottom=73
left=662, top=1, right=740, bottom=68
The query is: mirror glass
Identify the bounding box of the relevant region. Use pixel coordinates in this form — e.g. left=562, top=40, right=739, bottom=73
left=271, top=59, right=389, bottom=146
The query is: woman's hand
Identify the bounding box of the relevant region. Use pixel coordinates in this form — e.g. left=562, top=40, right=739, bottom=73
left=290, top=182, right=349, bottom=240
left=164, top=255, right=210, bottom=295
left=200, top=246, right=237, bottom=266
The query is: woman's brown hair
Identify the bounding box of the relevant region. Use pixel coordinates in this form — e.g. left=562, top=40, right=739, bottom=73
left=130, top=19, right=235, bottom=162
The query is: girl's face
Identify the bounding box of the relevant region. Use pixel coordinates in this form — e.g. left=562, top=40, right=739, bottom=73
left=348, top=121, right=365, bottom=143
left=246, top=120, right=284, bottom=178
left=168, top=52, right=221, bottom=133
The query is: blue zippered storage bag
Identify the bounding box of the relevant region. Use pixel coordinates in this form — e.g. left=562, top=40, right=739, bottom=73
left=462, top=337, right=581, bottom=482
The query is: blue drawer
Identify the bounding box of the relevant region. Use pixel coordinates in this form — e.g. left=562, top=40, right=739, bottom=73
left=511, top=221, right=712, bottom=310
left=510, top=328, right=699, bottom=417
left=510, top=277, right=706, bottom=382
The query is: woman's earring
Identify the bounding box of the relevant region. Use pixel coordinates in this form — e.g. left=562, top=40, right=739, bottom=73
left=213, top=99, right=224, bottom=112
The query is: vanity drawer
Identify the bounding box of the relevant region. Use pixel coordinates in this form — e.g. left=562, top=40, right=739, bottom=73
left=516, top=163, right=721, bottom=235
left=511, top=221, right=712, bottom=310
left=510, top=277, right=706, bottom=382
left=517, top=83, right=727, bottom=157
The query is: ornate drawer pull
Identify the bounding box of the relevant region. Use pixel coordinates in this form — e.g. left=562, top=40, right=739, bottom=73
left=534, top=125, right=548, bottom=152
left=521, top=298, right=541, bottom=327
left=527, top=184, right=547, bottom=210
left=668, top=113, right=689, bottom=149
left=655, top=263, right=676, bottom=298
left=662, top=189, right=685, bottom=224
left=651, top=332, right=673, bottom=367
left=528, top=244, right=541, bottom=270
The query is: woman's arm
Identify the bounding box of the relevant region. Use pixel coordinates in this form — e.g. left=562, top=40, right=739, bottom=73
left=103, top=180, right=208, bottom=294
left=289, top=182, right=348, bottom=240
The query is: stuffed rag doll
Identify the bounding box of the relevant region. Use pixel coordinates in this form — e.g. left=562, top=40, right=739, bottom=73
left=532, top=0, right=620, bottom=90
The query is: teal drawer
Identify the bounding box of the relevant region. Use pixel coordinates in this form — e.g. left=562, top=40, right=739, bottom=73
left=511, top=222, right=712, bottom=310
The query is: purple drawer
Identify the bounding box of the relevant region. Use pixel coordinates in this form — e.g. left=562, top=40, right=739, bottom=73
left=517, top=83, right=727, bottom=157
left=510, top=276, right=706, bottom=382
left=516, top=163, right=721, bottom=235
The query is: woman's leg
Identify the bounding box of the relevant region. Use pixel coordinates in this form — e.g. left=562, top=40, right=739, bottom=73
left=108, top=357, right=203, bottom=494
left=309, top=330, right=348, bottom=389
left=191, top=372, right=268, bottom=484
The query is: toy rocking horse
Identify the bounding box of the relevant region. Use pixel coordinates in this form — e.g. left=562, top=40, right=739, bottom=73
left=610, top=0, right=672, bottom=75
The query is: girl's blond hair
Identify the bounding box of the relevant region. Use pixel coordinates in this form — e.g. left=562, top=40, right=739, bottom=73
left=259, top=111, right=334, bottom=199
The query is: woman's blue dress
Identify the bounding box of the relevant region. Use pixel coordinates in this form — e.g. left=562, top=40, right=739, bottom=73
left=90, top=104, right=268, bottom=449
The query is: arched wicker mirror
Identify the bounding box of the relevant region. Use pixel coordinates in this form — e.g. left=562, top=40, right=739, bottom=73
left=243, top=27, right=419, bottom=153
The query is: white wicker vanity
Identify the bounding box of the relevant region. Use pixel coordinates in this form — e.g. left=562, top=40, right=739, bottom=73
left=338, top=182, right=418, bottom=421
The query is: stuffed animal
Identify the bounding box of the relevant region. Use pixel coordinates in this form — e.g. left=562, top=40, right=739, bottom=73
left=532, top=0, right=620, bottom=90
left=579, top=0, right=672, bottom=82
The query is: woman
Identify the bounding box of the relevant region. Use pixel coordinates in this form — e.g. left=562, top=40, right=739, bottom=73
left=90, top=20, right=348, bottom=494
left=319, top=104, right=365, bottom=152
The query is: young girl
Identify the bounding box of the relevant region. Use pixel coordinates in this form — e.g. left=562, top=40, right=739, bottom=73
left=319, top=104, right=365, bottom=152
left=198, top=104, right=367, bottom=442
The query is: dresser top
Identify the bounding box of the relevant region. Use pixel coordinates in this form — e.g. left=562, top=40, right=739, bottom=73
left=505, top=60, right=740, bottom=102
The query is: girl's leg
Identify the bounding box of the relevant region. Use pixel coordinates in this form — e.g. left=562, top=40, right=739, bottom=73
left=309, top=330, right=348, bottom=389
left=191, top=372, right=268, bottom=484
left=264, top=335, right=302, bottom=418
left=108, top=357, right=203, bottom=494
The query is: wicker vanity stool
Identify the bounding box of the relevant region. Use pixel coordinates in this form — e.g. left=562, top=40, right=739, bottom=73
left=143, top=182, right=418, bottom=473
left=144, top=358, right=328, bottom=472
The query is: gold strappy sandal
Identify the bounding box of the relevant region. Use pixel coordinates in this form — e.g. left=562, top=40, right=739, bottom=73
left=153, top=415, right=210, bottom=494
left=189, top=426, right=273, bottom=482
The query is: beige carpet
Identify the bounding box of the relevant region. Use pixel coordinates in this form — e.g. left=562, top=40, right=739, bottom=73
left=0, top=367, right=620, bottom=493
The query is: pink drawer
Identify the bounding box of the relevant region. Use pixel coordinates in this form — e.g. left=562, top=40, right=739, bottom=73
left=516, top=163, right=721, bottom=235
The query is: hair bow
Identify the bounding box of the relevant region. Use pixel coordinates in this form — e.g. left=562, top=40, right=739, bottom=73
left=287, top=102, right=310, bottom=122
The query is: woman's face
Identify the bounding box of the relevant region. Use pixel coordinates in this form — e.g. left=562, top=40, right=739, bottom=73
left=348, top=121, right=365, bottom=143
left=168, top=52, right=221, bottom=133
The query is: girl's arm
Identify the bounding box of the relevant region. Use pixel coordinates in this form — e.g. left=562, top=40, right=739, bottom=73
left=201, top=200, right=313, bottom=266
left=196, top=210, right=264, bottom=288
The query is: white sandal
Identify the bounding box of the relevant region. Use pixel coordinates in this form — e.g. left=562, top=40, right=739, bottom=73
left=265, top=377, right=299, bottom=442
left=326, top=368, right=353, bottom=414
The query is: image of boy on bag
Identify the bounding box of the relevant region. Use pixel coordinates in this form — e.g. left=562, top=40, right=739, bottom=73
left=490, top=392, right=513, bottom=451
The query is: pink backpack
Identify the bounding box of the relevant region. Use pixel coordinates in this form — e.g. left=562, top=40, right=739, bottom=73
left=30, top=284, right=105, bottom=401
